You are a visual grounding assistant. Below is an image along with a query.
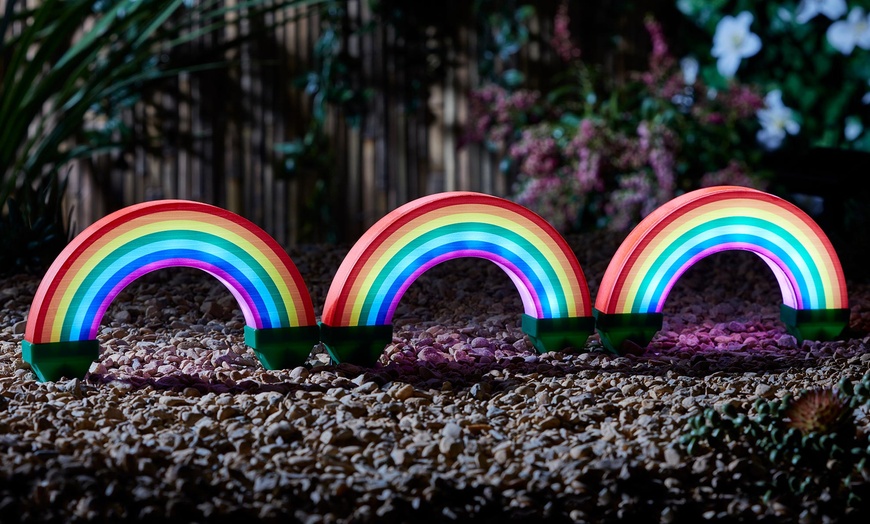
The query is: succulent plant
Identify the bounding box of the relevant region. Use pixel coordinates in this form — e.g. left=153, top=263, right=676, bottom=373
left=783, top=388, right=853, bottom=437
left=678, top=374, right=870, bottom=516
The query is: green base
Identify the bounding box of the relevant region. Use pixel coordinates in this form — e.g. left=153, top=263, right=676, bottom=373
left=593, top=309, right=664, bottom=355
left=318, top=323, right=393, bottom=366
left=780, top=304, right=850, bottom=343
left=244, top=325, right=321, bottom=369
left=21, top=339, right=100, bottom=382
left=521, top=314, right=595, bottom=354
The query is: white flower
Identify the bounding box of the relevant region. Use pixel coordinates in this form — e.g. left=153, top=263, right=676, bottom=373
left=827, top=7, right=870, bottom=54
left=845, top=117, right=864, bottom=141
left=680, top=57, right=699, bottom=85
left=711, top=12, right=762, bottom=78
left=756, top=90, right=800, bottom=150
left=795, top=0, right=847, bottom=24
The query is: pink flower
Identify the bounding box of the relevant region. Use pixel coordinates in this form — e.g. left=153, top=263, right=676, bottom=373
left=551, top=1, right=582, bottom=63
left=700, top=161, right=768, bottom=189
left=606, top=172, right=655, bottom=231
left=464, top=84, right=541, bottom=149
left=509, top=125, right=561, bottom=178
left=645, top=17, right=669, bottom=67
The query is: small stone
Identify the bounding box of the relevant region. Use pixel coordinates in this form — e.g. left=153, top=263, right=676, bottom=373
left=12, top=321, right=26, bottom=335
left=390, top=448, right=410, bottom=466
left=469, top=383, right=489, bottom=400
left=320, top=428, right=354, bottom=446
left=755, top=383, right=772, bottom=397
left=159, top=395, right=186, bottom=407
left=183, top=387, right=201, bottom=398
left=569, top=446, right=587, bottom=460
left=664, top=448, right=682, bottom=467
left=417, top=347, right=447, bottom=364
left=265, top=421, right=297, bottom=442
left=538, top=416, right=560, bottom=430
left=289, top=367, right=309, bottom=380
left=728, top=321, right=745, bottom=332
left=438, top=436, right=462, bottom=458
left=216, top=407, right=239, bottom=421
left=441, top=422, right=462, bottom=439
left=354, top=381, right=379, bottom=394
left=391, top=384, right=414, bottom=401
left=114, top=310, right=132, bottom=323
left=471, top=337, right=490, bottom=349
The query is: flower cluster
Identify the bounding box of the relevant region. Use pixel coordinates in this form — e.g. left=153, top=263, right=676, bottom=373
left=464, top=84, right=541, bottom=151
left=550, top=1, right=581, bottom=63
left=466, top=6, right=768, bottom=233
left=679, top=0, right=870, bottom=152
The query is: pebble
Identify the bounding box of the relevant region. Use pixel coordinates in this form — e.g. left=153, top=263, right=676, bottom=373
left=391, top=383, right=415, bottom=401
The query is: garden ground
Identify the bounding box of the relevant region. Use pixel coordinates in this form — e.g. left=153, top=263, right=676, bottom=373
left=1, top=230, right=869, bottom=523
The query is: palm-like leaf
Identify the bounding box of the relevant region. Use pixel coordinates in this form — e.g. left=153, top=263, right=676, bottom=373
left=0, top=0, right=327, bottom=272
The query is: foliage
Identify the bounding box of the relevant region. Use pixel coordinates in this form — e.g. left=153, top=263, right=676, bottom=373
left=0, top=173, right=69, bottom=276
left=275, top=0, right=546, bottom=241
left=680, top=374, right=870, bottom=515
left=465, top=5, right=770, bottom=232
left=0, top=0, right=324, bottom=274
left=284, top=0, right=544, bottom=138
left=677, top=0, right=870, bottom=153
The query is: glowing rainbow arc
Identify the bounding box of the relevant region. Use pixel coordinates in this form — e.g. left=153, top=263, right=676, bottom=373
left=594, top=186, right=849, bottom=353
left=320, top=191, right=595, bottom=364
left=22, top=200, right=319, bottom=382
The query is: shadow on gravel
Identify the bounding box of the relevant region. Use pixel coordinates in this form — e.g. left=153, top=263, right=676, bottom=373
left=91, top=334, right=870, bottom=396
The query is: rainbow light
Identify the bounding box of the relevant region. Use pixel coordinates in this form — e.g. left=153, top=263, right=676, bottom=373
left=23, top=200, right=318, bottom=381
left=596, top=186, right=847, bottom=314
left=320, top=192, right=594, bottom=362
left=594, top=186, right=849, bottom=352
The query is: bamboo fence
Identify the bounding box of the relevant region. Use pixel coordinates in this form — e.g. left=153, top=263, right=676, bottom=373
left=6, top=0, right=657, bottom=246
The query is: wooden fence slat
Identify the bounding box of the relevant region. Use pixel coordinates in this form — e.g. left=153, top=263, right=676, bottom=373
left=38, top=1, right=581, bottom=246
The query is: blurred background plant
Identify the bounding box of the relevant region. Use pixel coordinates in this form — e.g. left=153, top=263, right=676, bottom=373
left=3, top=0, right=868, bottom=276
left=274, top=0, right=538, bottom=241
left=0, top=0, right=322, bottom=275
left=465, top=3, right=770, bottom=232
left=678, top=0, right=870, bottom=153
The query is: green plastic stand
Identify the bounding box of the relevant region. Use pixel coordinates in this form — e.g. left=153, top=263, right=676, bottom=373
left=521, top=314, right=595, bottom=354
left=780, top=304, right=850, bottom=343
left=244, top=325, right=321, bottom=369
left=593, top=309, right=664, bottom=355
left=318, top=323, right=394, bottom=366
left=21, top=339, right=100, bottom=382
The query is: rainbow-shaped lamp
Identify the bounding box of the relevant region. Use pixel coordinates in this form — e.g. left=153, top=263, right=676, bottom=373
left=22, top=200, right=319, bottom=382
left=594, top=186, right=850, bottom=354
left=320, top=191, right=595, bottom=364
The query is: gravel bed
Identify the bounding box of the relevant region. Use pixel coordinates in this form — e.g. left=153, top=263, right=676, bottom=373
left=1, top=230, right=870, bottom=523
